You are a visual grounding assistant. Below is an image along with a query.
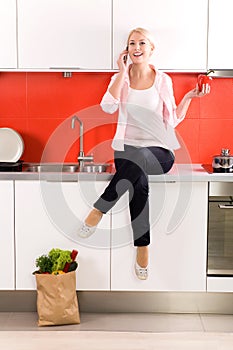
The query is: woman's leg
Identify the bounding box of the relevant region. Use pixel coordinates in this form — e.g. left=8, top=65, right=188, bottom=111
left=83, top=148, right=138, bottom=227
left=129, top=172, right=150, bottom=247
left=85, top=146, right=174, bottom=223
left=84, top=208, right=103, bottom=227
left=81, top=148, right=134, bottom=228
left=128, top=147, right=174, bottom=270
left=104, top=146, right=174, bottom=243
left=93, top=146, right=147, bottom=214
left=82, top=147, right=174, bottom=243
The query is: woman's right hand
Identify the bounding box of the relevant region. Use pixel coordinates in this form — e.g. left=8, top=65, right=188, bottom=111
left=108, top=49, right=129, bottom=99
left=117, top=49, right=129, bottom=73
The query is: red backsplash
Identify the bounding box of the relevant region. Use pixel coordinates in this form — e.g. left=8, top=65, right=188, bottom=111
left=0, top=71, right=232, bottom=164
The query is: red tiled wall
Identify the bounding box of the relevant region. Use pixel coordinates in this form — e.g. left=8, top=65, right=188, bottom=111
left=0, top=72, right=232, bottom=164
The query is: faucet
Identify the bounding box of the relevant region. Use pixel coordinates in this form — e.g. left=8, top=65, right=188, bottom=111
left=71, top=115, right=93, bottom=170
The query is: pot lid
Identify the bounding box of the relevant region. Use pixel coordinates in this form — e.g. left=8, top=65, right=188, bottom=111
left=0, top=128, right=24, bottom=162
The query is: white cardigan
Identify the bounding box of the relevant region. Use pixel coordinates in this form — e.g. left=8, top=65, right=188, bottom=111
left=100, top=65, right=185, bottom=151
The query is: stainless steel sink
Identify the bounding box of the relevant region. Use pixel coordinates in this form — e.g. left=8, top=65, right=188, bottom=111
left=23, top=163, right=79, bottom=173
left=82, top=163, right=110, bottom=173
left=22, top=162, right=111, bottom=173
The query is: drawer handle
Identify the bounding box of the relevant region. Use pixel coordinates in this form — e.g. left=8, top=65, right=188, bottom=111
left=218, top=204, right=233, bottom=209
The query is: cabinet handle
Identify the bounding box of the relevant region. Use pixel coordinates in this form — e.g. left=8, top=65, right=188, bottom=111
left=218, top=204, right=233, bottom=209
left=49, top=67, right=82, bottom=70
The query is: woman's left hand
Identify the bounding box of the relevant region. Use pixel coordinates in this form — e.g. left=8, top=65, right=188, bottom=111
left=186, top=83, right=211, bottom=98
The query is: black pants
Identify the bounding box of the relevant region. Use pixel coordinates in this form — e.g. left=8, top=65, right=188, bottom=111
left=94, top=145, right=175, bottom=246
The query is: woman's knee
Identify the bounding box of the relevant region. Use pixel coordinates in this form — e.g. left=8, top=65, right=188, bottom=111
left=133, top=174, right=149, bottom=196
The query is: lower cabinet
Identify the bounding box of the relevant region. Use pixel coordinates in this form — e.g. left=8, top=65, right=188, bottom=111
left=15, top=180, right=111, bottom=290
left=14, top=180, right=208, bottom=292
left=0, top=181, right=14, bottom=290
left=111, top=182, right=208, bottom=291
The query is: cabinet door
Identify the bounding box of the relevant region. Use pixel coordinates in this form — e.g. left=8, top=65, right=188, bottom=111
left=111, top=182, right=208, bottom=291
left=15, top=181, right=110, bottom=290
left=0, top=0, right=17, bottom=68
left=0, top=181, right=14, bottom=289
left=113, top=0, right=208, bottom=70
left=208, top=0, right=233, bottom=69
left=17, top=0, right=111, bottom=69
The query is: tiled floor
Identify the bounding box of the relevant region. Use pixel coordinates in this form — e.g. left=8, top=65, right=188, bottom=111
left=0, top=313, right=233, bottom=350
left=0, top=312, right=233, bottom=332
left=1, top=331, right=233, bottom=350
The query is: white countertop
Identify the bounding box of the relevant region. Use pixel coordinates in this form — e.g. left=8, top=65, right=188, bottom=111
left=0, top=163, right=233, bottom=182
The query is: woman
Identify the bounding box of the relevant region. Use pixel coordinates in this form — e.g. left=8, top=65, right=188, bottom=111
left=78, top=28, right=210, bottom=280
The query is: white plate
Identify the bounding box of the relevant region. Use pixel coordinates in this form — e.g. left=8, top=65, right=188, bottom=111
left=0, top=128, right=24, bottom=162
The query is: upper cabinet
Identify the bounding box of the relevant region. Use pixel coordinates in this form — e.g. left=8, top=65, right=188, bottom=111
left=0, top=0, right=17, bottom=69
left=17, top=0, right=111, bottom=70
left=113, top=0, right=208, bottom=71
left=208, top=0, right=233, bottom=69
left=2, top=0, right=231, bottom=71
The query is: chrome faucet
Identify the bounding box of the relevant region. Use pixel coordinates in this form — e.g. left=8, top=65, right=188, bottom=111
left=71, top=115, right=93, bottom=169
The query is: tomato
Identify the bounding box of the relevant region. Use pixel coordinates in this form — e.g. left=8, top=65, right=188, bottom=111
left=197, top=74, right=212, bottom=92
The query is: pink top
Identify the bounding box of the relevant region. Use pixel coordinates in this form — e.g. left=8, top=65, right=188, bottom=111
left=100, top=65, right=185, bottom=151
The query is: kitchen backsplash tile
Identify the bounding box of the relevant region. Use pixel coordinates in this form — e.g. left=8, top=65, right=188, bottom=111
left=0, top=72, right=232, bottom=163
left=199, top=78, right=233, bottom=119
left=176, top=119, right=200, bottom=163
left=199, top=119, right=233, bottom=163
left=0, top=73, right=27, bottom=118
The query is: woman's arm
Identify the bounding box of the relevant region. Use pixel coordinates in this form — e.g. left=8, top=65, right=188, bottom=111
left=108, top=50, right=128, bottom=99
left=176, top=84, right=210, bottom=120
left=161, top=73, right=211, bottom=127
left=100, top=72, right=124, bottom=114
left=108, top=71, right=126, bottom=99
left=100, top=49, right=129, bottom=114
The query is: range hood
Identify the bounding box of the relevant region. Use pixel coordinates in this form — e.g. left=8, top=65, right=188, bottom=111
left=208, top=70, right=233, bottom=78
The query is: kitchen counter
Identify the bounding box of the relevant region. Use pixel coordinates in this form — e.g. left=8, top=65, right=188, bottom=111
left=0, top=163, right=233, bottom=182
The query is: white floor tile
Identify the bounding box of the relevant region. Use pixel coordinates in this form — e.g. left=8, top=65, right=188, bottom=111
left=0, top=331, right=233, bottom=350
left=0, top=312, right=11, bottom=327
left=200, top=314, right=233, bottom=332
left=0, top=312, right=233, bottom=334
left=77, top=313, right=203, bottom=332
left=0, top=312, right=204, bottom=332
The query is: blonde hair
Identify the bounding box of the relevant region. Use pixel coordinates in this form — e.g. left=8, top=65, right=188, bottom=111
left=127, top=27, right=155, bottom=49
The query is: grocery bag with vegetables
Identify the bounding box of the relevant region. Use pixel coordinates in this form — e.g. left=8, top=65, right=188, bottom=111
left=33, top=248, right=78, bottom=275
left=34, top=248, right=80, bottom=326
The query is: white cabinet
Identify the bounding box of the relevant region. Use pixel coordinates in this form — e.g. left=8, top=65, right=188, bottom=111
left=0, top=0, right=17, bottom=68
left=111, top=182, right=208, bottom=291
left=17, top=0, right=111, bottom=69
left=14, top=179, right=209, bottom=292
left=0, top=181, right=15, bottom=289
left=113, top=0, right=208, bottom=70
left=15, top=181, right=111, bottom=290
left=208, top=0, right=233, bottom=69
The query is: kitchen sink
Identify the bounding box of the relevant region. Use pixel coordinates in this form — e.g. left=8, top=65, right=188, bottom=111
left=23, top=163, right=79, bottom=173
left=22, top=162, right=111, bottom=173
left=82, top=163, right=110, bottom=173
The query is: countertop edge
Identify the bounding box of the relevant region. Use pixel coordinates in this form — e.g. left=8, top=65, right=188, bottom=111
left=0, top=164, right=233, bottom=182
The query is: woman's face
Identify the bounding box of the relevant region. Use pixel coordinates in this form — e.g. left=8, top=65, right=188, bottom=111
left=128, top=32, right=154, bottom=64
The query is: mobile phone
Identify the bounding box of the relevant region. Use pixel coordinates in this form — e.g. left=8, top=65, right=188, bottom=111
left=123, top=46, right=128, bottom=64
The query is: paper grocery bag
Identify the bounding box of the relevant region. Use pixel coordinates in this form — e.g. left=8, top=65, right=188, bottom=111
left=35, top=271, right=80, bottom=326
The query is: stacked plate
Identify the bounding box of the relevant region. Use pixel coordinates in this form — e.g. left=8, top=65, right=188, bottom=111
left=0, top=128, right=24, bottom=171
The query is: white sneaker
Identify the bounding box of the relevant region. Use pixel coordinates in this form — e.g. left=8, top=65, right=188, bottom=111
left=78, top=223, right=97, bottom=238
left=135, top=261, right=148, bottom=280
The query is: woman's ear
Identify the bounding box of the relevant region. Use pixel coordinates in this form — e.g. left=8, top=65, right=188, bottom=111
left=150, top=45, right=155, bottom=56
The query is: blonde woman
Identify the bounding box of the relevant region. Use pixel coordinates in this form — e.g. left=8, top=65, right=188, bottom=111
left=79, top=28, right=210, bottom=280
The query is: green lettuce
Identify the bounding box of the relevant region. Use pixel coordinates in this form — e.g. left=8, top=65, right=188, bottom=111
left=48, top=248, right=72, bottom=272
